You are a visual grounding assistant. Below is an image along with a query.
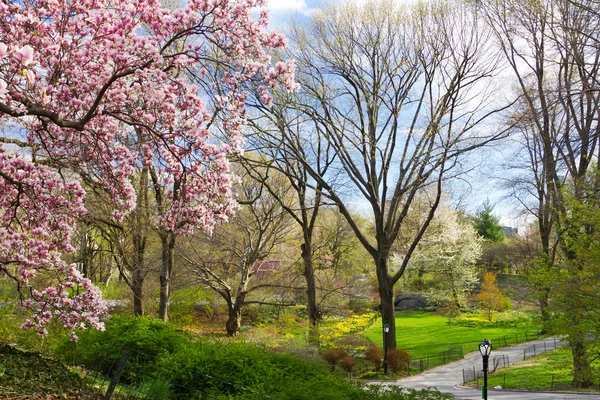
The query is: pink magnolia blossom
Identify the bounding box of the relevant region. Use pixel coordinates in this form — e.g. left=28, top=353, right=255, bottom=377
left=15, top=45, right=34, bottom=66
left=0, top=0, right=297, bottom=339
left=0, top=80, right=6, bottom=98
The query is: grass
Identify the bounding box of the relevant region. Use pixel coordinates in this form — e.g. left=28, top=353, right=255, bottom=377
left=363, top=311, right=541, bottom=359
left=483, top=348, right=575, bottom=391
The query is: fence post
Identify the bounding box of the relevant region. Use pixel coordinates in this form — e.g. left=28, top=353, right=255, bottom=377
left=544, top=342, right=547, bottom=353
left=554, top=338, right=557, bottom=348
left=104, top=349, right=130, bottom=400
left=463, top=369, right=465, bottom=385
left=533, top=344, right=536, bottom=356
left=523, top=349, right=526, bottom=360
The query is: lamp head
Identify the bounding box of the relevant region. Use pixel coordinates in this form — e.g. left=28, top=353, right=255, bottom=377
left=479, top=338, right=492, bottom=357
left=383, top=323, right=389, bottom=333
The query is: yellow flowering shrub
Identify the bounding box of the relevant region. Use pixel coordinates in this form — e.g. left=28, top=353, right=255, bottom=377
left=319, top=312, right=377, bottom=344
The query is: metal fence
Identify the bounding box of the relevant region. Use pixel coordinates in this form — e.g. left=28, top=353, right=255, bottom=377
left=408, top=346, right=464, bottom=373
left=74, top=347, right=274, bottom=400
left=462, top=338, right=561, bottom=385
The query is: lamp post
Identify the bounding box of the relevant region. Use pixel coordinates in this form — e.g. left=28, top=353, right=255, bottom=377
left=479, top=339, right=492, bottom=400
left=383, top=323, right=390, bottom=375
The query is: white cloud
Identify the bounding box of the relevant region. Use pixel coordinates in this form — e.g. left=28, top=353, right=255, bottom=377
left=267, top=0, right=307, bottom=11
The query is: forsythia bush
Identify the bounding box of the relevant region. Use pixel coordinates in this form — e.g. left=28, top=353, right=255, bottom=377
left=320, top=313, right=377, bottom=343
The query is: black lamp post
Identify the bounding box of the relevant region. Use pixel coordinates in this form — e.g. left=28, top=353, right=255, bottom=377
left=479, top=339, right=492, bottom=400
left=383, top=323, right=390, bottom=375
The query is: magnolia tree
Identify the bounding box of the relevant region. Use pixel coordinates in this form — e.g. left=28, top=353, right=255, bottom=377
left=0, top=0, right=296, bottom=339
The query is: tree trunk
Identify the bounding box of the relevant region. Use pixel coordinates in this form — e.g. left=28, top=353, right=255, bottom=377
left=376, top=257, right=396, bottom=349
left=570, top=335, right=594, bottom=388
left=132, top=267, right=144, bottom=316
left=158, top=231, right=176, bottom=322
left=226, top=292, right=247, bottom=336
left=301, top=242, right=320, bottom=344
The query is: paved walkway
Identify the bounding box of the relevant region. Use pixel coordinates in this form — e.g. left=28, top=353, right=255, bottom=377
left=373, top=337, right=600, bottom=399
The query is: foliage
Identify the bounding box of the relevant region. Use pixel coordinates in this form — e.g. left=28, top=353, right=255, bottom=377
left=320, top=312, right=377, bottom=344
left=447, top=310, right=540, bottom=329
left=54, top=315, right=187, bottom=374
left=49, top=314, right=455, bottom=399
left=0, top=344, right=100, bottom=399
left=473, top=200, right=505, bottom=242
left=366, top=345, right=384, bottom=371
left=138, top=378, right=172, bottom=400
left=387, top=348, right=411, bottom=373
left=393, top=204, right=482, bottom=308
left=0, top=0, right=296, bottom=338
left=478, top=272, right=507, bottom=321
left=0, top=303, right=70, bottom=354
left=542, top=182, right=600, bottom=386
left=168, top=285, right=212, bottom=326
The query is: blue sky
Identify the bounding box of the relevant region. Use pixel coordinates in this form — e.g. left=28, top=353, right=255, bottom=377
left=262, top=0, right=521, bottom=228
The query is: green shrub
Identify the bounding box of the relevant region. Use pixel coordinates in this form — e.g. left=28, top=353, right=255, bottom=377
left=54, top=315, right=187, bottom=377
left=54, top=315, right=452, bottom=400
left=168, top=286, right=212, bottom=325
left=138, top=378, right=172, bottom=400
left=157, top=341, right=364, bottom=400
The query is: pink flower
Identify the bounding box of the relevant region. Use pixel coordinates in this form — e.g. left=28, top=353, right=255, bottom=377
left=25, top=69, right=35, bottom=84
left=0, top=43, right=7, bottom=59
left=0, top=80, right=7, bottom=98
left=16, top=45, right=34, bottom=66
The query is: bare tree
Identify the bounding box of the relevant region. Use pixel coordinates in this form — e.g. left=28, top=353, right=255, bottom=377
left=180, top=168, right=296, bottom=336
left=252, top=0, right=512, bottom=348
left=241, top=100, right=336, bottom=340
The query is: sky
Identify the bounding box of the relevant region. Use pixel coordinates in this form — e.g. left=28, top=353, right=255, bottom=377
left=263, top=0, right=523, bottom=229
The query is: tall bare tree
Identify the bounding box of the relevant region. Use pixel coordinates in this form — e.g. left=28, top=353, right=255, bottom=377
left=252, top=0, right=512, bottom=348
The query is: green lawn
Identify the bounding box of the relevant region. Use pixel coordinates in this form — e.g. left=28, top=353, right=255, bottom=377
left=481, top=348, right=575, bottom=391
left=363, top=311, right=541, bottom=360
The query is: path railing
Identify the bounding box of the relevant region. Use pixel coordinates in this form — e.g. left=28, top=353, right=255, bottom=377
left=462, top=337, right=562, bottom=385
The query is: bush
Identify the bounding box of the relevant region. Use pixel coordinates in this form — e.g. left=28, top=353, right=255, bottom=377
left=339, top=356, right=356, bottom=373
left=365, top=345, right=383, bottom=371
left=52, top=315, right=454, bottom=399
left=54, top=315, right=187, bottom=378
left=158, top=341, right=364, bottom=400
left=322, top=348, right=348, bottom=366
left=387, top=348, right=411, bottom=373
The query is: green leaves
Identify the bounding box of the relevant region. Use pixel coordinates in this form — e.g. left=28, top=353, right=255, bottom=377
left=474, top=200, right=505, bottom=243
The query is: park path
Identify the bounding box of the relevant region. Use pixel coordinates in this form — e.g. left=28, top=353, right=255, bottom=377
left=374, top=337, right=600, bottom=400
